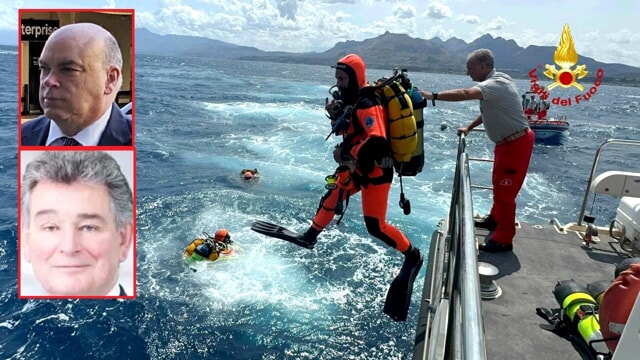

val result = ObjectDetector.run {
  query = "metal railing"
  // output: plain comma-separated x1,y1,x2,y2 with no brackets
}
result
577,139,640,226
449,134,487,360
415,133,487,360
418,137,640,359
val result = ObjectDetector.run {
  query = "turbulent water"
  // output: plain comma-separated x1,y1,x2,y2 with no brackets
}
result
1,48,639,359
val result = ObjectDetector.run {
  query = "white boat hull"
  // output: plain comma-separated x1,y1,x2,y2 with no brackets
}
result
529,118,570,142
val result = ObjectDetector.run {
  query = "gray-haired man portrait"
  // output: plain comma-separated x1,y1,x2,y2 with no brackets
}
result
19,151,134,297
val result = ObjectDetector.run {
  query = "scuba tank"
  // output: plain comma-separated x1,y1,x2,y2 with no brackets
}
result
194,243,220,261
379,69,426,215
404,85,426,176
385,69,425,177
586,279,612,305
553,280,609,355
185,239,220,261
396,84,426,216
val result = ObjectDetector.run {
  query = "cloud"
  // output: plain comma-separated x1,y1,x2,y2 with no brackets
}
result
130,0,640,66
277,0,298,20
423,1,452,20
134,0,418,53
577,29,640,64
321,0,357,4
334,10,353,22
0,0,24,30
457,14,479,24
422,24,454,41
137,0,364,53
606,29,640,45
513,29,558,49
391,3,416,20
598,47,640,65
358,3,424,39
477,16,509,32
582,30,600,43
137,1,242,37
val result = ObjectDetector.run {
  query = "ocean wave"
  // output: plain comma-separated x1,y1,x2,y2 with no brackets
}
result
2,53,640,359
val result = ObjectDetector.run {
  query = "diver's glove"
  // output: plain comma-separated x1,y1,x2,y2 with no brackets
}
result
326,99,344,121
333,143,353,163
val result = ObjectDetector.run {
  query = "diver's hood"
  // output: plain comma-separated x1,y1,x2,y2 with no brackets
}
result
334,54,367,89
333,53,367,103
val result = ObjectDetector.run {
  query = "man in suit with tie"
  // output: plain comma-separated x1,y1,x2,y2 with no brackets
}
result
21,22,132,146
20,151,134,297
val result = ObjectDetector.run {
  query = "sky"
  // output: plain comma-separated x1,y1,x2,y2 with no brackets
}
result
2,0,639,67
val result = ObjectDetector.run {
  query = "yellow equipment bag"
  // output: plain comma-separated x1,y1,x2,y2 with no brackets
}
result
381,81,417,165
374,69,425,177
368,69,427,216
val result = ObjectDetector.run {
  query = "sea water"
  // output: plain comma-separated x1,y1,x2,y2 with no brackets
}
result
1,49,640,359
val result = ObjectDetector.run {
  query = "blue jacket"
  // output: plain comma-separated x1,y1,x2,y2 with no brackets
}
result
21,103,132,146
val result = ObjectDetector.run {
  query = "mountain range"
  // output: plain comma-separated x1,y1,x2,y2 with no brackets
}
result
2,27,637,86
135,28,640,87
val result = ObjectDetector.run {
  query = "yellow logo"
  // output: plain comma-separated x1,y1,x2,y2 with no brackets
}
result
528,23,604,106
543,24,588,91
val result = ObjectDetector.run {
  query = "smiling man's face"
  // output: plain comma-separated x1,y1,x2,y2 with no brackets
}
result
22,180,132,296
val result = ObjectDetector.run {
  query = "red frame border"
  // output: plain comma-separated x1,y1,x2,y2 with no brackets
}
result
17,8,137,300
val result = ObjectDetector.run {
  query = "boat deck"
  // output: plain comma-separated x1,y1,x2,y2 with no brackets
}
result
476,220,629,360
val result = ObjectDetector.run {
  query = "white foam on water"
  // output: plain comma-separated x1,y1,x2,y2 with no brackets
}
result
0,319,19,329
202,100,323,122
136,180,429,336
198,100,338,169
34,313,70,325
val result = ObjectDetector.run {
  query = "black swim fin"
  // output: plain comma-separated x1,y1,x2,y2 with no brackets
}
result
383,251,424,322
251,220,316,249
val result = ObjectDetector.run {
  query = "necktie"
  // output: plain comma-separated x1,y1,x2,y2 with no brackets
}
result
51,137,82,146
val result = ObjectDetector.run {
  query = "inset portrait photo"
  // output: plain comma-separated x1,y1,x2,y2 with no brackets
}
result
19,9,134,147
18,150,135,298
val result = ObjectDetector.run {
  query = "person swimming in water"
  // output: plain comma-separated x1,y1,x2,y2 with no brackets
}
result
240,168,260,182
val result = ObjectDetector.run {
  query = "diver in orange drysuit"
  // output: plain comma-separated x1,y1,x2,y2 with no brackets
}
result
250,54,423,321
295,55,423,320
296,55,420,255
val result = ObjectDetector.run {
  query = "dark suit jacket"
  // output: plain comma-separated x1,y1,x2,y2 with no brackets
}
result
21,103,132,146
119,284,127,296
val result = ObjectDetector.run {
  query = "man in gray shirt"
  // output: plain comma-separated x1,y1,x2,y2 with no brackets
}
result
419,48,534,252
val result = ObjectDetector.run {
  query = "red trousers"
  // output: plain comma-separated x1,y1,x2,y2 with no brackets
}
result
490,130,535,244
310,169,411,252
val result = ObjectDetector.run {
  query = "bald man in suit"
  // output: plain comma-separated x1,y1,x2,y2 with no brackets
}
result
21,22,132,146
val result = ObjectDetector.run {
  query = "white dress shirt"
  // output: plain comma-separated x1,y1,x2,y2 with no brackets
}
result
46,106,113,146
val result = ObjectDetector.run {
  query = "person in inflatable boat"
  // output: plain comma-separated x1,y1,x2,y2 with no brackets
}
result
184,229,234,262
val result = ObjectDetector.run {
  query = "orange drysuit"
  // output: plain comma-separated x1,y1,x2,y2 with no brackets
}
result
309,54,412,253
